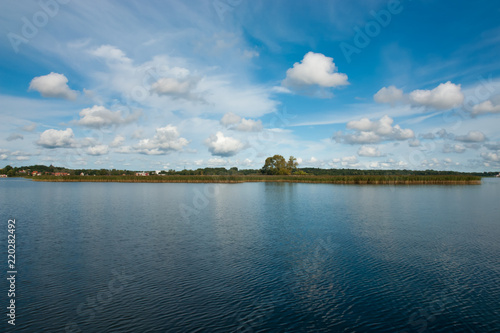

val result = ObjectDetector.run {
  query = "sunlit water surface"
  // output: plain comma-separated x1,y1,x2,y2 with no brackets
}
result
1,178,499,332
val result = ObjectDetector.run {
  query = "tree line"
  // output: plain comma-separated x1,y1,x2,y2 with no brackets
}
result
1,157,498,178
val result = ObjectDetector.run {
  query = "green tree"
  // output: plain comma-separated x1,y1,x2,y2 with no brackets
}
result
287,156,298,172
262,155,297,175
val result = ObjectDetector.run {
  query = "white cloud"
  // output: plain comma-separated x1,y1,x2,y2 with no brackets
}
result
443,144,466,153
335,115,414,144
271,86,292,94
481,152,500,162
481,151,500,166
0,154,7,160
207,157,229,166
471,100,500,116
90,45,131,64
110,135,125,147
282,52,348,90
374,86,404,105
28,73,78,100
335,131,381,144
357,145,384,157
455,130,486,142
220,112,263,132
409,81,464,110
368,159,408,169
37,128,76,148
134,125,189,155
340,155,358,166
150,76,201,101
151,77,190,95
236,118,262,132
86,145,109,156
78,105,140,128
205,131,245,157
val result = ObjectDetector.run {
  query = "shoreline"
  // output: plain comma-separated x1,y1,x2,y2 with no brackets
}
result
27,175,482,185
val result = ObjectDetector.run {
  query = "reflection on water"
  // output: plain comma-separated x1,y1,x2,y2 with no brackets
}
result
0,178,499,332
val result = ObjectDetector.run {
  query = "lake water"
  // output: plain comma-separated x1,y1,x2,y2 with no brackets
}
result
1,178,499,332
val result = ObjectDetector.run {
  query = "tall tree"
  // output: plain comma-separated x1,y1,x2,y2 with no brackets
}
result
262,155,297,175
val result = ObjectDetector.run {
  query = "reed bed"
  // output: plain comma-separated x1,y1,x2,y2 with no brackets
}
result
31,174,481,184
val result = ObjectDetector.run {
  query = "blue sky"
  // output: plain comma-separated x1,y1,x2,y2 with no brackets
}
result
1,0,500,171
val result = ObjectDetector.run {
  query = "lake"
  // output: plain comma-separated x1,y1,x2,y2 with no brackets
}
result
1,178,499,332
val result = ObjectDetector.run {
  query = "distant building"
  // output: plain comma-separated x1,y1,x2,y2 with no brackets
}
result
54,172,70,176
0,174,7,178
496,173,500,178
135,172,149,176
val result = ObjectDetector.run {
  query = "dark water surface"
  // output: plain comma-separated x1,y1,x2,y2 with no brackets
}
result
1,178,499,332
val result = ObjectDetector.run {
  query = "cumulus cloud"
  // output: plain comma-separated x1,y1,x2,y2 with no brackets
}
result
134,125,189,155
86,145,109,156
374,86,404,105
481,152,500,162
455,130,486,143
357,145,384,157
28,73,78,100
78,105,140,128
471,100,500,116
205,132,245,157
207,158,229,166
334,115,414,144
235,118,263,132
220,112,262,132
6,133,23,141
330,156,359,167
443,144,466,153
282,52,348,91
150,77,201,101
409,81,464,110
110,135,125,147
368,159,408,169
37,128,76,148
90,45,131,64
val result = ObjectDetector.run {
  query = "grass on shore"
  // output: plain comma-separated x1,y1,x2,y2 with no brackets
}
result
30,174,482,184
